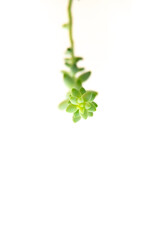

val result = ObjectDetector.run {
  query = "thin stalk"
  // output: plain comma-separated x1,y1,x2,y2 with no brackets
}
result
68,0,75,62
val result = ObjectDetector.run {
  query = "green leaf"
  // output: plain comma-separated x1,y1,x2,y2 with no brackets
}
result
88,112,93,117
92,102,98,108
90,91,98,101
65,48,73,55
85,102,91,109
74,57,83,63
74,110,80,118
73,115,81,123
65,62,72,68
88,103,96,112
66,91,71,98
71,88,81,98
62,23,69,29
70,96,78,105
64,58,72,65
58,99,69,110
82,91,93,102
71,64,84,74
66,104,77,113
77,97,84,103
79,107,85,114
63,72,74,88
82,91,98,102
81,109,88,119
75,81,82,89
77,71,91,83
80,87,86,95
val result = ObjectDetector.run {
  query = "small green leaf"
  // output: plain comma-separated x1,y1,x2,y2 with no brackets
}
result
71,64,84,74
85,102,91,109
92,102,98,108
88,112,93,117
88,103,96,112
73,115,81,123
75,81,82,89
77,71,91,83
82,91,98,102
62,23,69,29
77,97,84,103
81,109,88,119
80,87,86,95
71,88,81,98
70,96,78,105
82,91,93,102
74,57,83,63
66,91,71,98
74,110,80,118
79,108,85,114
65,48,73,55
90,91,98,101
58,99,69,110
65,62,72,68
63,72,74,88
65,58,72,65
77,67,85,72
66,104,77,113
76,80,82,89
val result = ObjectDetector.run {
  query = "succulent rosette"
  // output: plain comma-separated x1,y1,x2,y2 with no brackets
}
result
59,87,98,122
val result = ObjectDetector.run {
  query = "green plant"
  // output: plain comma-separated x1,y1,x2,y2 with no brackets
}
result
58,0,98,122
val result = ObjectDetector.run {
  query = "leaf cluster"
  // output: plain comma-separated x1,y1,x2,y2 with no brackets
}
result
59,46,98,122
61,47,91,89
59,88,98,122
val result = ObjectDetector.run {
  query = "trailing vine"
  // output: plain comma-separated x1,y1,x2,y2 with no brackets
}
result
59,0,98,123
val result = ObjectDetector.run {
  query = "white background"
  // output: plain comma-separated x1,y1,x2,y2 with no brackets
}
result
0,0,160,239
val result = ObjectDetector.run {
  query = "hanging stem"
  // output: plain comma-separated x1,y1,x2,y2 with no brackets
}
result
68,0,75,62
59,0,98,122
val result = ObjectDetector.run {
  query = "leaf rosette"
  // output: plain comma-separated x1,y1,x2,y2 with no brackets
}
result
59,88,98,122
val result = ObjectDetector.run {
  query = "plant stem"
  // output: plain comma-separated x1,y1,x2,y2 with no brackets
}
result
68,0,75,62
